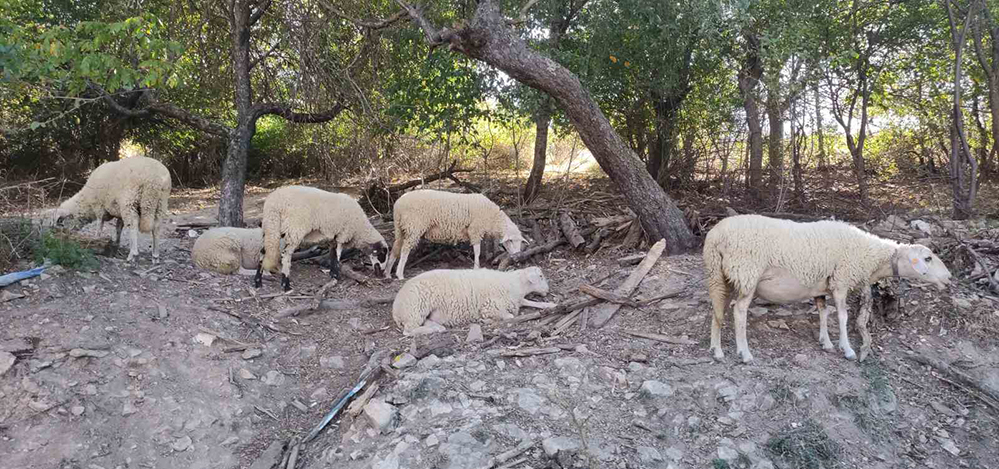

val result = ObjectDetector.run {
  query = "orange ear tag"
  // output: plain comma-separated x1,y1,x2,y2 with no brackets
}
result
911,258,919,266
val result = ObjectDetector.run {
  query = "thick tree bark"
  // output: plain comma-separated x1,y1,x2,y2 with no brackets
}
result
218,0,256,227
649,91,686,188
738,32,764,199
396,0,697,252
944,0,980,219
524,98,552,203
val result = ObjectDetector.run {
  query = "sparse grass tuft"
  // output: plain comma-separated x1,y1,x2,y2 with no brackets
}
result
765,419,841,469
0,217,36,272
769,377,794,405
33,230,98,269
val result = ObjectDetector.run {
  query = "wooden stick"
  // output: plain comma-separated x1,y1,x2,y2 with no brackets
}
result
497,347,562,357
905,353,999,409
559,213,585,249
578,284,638,307
479,440,535,469
617,254,645,267
621,220,643,249
621,330,696,345
341,265,371,285
590,239,667,328
499,226,596,269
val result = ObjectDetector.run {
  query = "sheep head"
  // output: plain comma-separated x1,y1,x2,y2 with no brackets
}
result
51,194,92,230
360,240,390,275
500,219,526,255
894,244,952,291
521,266,549,295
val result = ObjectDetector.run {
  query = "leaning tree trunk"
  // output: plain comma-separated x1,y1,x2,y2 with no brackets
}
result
814,83,827,169
766,89,784,190
416,0,697,251
523,98,553,203
738,32,764,199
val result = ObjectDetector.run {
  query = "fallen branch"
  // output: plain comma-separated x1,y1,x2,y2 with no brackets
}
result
621,330,696,345
341,265,371,285
479,440,535,469
275,296,395,319
590,239,667,328
559,213,585,249
905,353,999,411
495,346,562,357
499,226,596,269
578,284,638,307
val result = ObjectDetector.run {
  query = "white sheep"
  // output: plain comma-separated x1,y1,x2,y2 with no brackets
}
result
255,185,389,291
392,266,556,336
382,189,527,280
52,156,171,263
192,227,264,275
704,214,952,363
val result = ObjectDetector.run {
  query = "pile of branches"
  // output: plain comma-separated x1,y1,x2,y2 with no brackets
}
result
361,161,477,214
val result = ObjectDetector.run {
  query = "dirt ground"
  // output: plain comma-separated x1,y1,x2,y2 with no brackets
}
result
2,174,999,469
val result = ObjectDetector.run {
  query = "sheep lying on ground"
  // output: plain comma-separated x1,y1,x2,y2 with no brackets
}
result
382,189,527,280
704,214,952,363
193,227,264,275
392,266,556,336
255,186,389,291
52,156,171,263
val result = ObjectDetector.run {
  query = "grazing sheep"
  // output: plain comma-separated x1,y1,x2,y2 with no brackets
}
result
254,186,389,291
704,214,952,363
52,156,171,263
193,227,264,275
392,266,555,336
382,189,527,280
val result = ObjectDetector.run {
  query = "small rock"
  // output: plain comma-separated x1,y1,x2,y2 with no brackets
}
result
320,355,345,369
418,355,441,369
242,349,263,360
640,380,674,398
249,440,285,469
263,371,285,386
793,354,809,367
717,445,739,461
310,387,329,401
1,290,25,302
291,400,309,412
70,405,85,416
637,446,663,463
425,434,439,447
0,351,15,376
28,399,53,412
69,348,109,358
466,324,483,343
172,436,192,452
749,306,768,317
221,436,239,446
757,395,776,411
122,401,138,416
542,436,581,457
363,399,396,433
717,385,739,401
239,369,256,380
82,285,96,294
665,447,684,461
687,416,702,429
937,437,960,456
952,297,973,310
193,333,216,347
391,353,417,369
29,360,52,373
910,220,935,235
631,353,649,363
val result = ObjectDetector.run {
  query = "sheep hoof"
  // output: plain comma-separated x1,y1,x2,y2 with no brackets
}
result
843,348,857,360
821,341,834,351
739,351,754,364
281,275,291,292
711,348,724,361
858,347,870,362
152,256,160,265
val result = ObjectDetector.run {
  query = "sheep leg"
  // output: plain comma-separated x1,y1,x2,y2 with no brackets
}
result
708,280,731,361
151,219,160,264
732,292,755,364
395,238,418,280
816,296,834,351
114,218,124,247
522,299,557,309
473,242,481,269
280,234,301,292
832,289,856,360
123,210,140,263
254,248,264,288
384,227,403,279
327,242,342,280
857,285,873,362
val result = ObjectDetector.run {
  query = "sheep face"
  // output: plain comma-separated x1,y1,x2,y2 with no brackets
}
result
52,206,93,230
896,244,952,291
363,241,390,274
523,267,550,295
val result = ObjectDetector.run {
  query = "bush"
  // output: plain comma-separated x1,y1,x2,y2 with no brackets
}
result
0,217,36,272
32,230,98,270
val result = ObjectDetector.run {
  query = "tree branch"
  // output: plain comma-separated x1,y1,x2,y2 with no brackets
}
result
508,0,542,25
93,84,231,137
253,102,347,123
250,40,281,70
249,0,272,25
394,0,456,47
320,0,410,30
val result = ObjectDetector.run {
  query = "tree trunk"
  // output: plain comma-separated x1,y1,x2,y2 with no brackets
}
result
418,0,696,251
945,0,980,219
766,89,784,189
814,83,827,169
218,0,256,227
523,98,553,203
738,32,764,199
218,123,253,227
986,83,999,179
650,93,683,189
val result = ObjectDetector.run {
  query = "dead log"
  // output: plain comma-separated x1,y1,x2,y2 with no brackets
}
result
621,220,643,249
617,254,645,267
590,239,666,328
292,246,324,262
579,284,638,307
341,265,371,285
559,213,585,249
362,160,473,212
498,226,596,269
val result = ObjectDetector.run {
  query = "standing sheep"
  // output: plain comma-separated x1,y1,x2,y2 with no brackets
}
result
392,266,556,336
704,214,952,363
254,186,389,292
52,156,171,263
382,189,527,280
193,227,264,275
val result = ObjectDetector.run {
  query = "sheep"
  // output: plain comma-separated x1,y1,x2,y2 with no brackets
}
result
192,227,264,275
703,214,953,364
254,185,389,292
392,266,556,335
382,189,527,280
52,156,171,263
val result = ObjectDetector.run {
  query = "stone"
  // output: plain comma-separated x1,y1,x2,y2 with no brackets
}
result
221,436,239,446
542,436,581,457
311,387,329,401
515,388,544,415
757,395,776,411
687,416,702,429
418,355,441,369
320,355,345,369
239,369,256,380
122,401,138,416
70,405,85,416
249,440,285,469
172,436,192,452
0,351,14,376
466,324,483,343
665,447,684,461
439,431,490,469
640,380,674,398
937,437,960,456
83,384,98,395
752,461,775,469
429,400,453,416
263,371,285,386
28,399,53,412
637,446,663,463
952,297,973,310
793,354,809,367
717,384,739,401
1,290,24,302
242,349,263,360
554,357,583,375
193,333,215,347
392,353,417,369
69,348,109,358
425,435,439,447
910,220,935,235
717,445,739,461
363,399,396,433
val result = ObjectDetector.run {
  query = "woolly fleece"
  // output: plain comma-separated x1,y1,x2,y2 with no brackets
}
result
193,227,263,274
